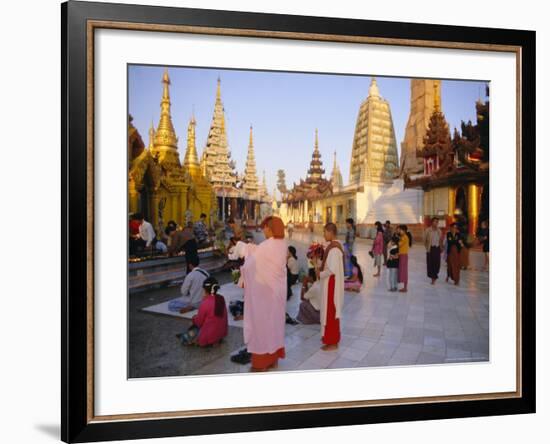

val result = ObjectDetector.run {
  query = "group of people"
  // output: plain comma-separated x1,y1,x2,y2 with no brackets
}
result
177,217,347,372
129,212,213,270
346,218,408,292
424,217,490,286
172,214,490,373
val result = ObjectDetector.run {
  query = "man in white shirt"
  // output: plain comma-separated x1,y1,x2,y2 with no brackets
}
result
133,213,156,247
179,256,210,313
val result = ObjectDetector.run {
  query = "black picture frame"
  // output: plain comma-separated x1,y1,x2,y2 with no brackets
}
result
62,1,536,442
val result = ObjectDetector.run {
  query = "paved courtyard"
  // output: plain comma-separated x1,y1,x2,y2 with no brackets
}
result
129,231,489,378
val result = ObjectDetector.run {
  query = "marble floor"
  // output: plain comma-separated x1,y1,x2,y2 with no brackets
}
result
189,231,490,375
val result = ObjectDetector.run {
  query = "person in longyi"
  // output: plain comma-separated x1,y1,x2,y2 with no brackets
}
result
314,222,345,351
230,216,288,371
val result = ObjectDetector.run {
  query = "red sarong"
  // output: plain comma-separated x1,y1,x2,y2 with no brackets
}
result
251,347,285,370
447,246,461,284
322,275,340,346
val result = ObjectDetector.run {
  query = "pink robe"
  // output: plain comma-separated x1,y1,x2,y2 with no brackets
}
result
240,237,288,355
192,295,228,347
373,232,384,255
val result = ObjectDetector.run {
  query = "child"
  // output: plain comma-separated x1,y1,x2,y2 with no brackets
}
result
177,277,228,347
386,235,400,291
344,255,363,292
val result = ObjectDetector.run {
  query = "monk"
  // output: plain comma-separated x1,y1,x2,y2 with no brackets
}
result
233,216,288,371
315,223,345,351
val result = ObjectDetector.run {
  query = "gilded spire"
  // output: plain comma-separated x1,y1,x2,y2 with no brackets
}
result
148,120,155,151
154,68,178,154
203,77,236,189
331,150,343,189
259,169,268,199
243,125,259,196
183,115,200,169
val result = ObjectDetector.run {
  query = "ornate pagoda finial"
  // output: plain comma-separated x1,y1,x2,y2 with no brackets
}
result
314,128,319,152
368,77,380,97
216,76,222,100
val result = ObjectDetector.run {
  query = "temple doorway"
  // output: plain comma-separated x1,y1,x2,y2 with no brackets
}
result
454,186,469,232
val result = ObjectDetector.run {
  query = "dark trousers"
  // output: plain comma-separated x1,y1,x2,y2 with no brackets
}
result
287,270,299,300
427,246,441,279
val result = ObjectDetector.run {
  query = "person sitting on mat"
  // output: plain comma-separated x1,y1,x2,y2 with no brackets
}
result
177,276,228,347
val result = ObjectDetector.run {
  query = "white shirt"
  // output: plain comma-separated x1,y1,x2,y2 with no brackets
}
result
287,256,300,275
303,281,321,311
180,267,210,308
139,220,156,247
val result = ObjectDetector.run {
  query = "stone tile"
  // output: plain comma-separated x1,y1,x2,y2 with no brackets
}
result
341,347,370,362
388,349,421,366
309,349,341,365
423,335,446,350
350,338,377,352
401,326,424,345
416,352,445,365
328,357,359,369
446,348,472,359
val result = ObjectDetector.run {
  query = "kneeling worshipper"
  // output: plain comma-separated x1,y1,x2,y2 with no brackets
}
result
229,216,288,371
344,255,363,292
297,276,321,325
177,277,228,347
315,223,345,351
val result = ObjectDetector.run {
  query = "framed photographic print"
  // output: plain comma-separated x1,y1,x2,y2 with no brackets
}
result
61,0,536,442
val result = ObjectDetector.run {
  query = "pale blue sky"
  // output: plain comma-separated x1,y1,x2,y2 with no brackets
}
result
128,65,488,194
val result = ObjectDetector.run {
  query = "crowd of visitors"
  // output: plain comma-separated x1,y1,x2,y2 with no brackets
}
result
135,211,489,372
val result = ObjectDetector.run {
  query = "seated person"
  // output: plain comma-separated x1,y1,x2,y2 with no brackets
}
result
344,255,363,292
177,277,228,347
286,246,300,300
224,237,244,271
296,275,321,325
130,212,165,254
179,257,210,313
165,224,193,256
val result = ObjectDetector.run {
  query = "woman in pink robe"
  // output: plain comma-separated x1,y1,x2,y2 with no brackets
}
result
238,216,288,371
